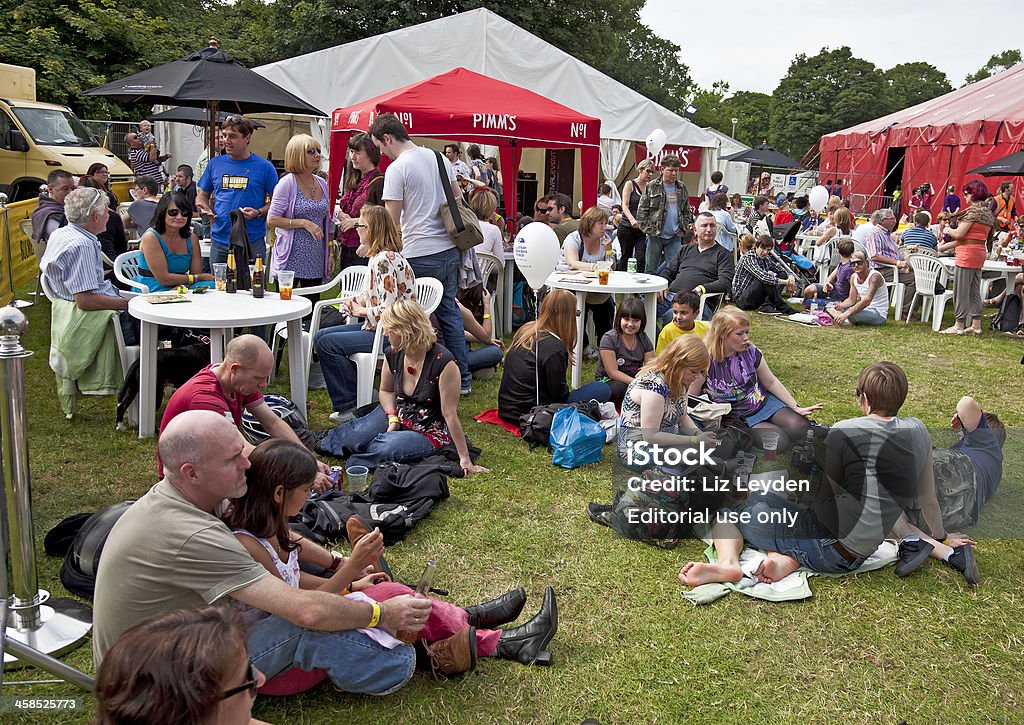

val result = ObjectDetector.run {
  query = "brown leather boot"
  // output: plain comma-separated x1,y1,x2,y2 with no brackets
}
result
425,626,477,677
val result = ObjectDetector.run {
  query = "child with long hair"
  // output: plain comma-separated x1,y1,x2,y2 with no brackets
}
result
497,289,612,425
223,439,558,673
596,296,654,407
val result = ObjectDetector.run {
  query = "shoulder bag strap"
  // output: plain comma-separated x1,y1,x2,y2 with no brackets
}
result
434,150,466,233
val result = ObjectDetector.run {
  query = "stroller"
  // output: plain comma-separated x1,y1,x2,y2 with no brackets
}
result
770,221,818,286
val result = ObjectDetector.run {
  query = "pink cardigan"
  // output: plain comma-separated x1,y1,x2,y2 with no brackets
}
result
268,173,331,279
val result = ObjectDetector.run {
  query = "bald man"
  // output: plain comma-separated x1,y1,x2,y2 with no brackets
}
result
159,334,332,489
94,410,426,693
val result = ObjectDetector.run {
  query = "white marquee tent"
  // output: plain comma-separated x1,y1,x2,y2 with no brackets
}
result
162,9,724,196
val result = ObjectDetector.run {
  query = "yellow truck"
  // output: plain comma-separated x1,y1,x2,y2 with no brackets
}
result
0,63,133,201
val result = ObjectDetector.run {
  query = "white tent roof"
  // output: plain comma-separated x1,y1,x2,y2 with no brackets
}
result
253,8,717,150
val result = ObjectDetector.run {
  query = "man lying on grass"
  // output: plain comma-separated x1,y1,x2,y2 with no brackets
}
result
678,362,981,588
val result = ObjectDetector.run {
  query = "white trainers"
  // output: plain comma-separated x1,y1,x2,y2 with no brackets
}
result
329,410,354,424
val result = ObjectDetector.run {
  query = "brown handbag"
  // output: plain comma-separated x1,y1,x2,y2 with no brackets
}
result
434,150,483,251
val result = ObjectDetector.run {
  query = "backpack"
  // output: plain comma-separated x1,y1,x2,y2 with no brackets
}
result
470,158,493,189
289,490,436,547
512,281,537,329
519,400,602,450
990,292,1022,332
50,500,135,599
906,448,978,532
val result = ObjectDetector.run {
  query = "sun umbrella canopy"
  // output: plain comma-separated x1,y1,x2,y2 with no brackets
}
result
146,107,265,127
82,44,324,116
724,143,805,170
968,150,1024,176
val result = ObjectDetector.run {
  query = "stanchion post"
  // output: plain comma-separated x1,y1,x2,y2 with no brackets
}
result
0,306,92,681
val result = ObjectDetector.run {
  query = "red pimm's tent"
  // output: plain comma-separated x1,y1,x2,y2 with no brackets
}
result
819,64,1024,215
328,67,601,219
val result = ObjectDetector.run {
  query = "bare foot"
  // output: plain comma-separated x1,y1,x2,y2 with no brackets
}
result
678,561,744,587
754,553,800,583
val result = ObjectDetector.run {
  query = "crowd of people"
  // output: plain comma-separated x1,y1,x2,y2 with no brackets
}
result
23,112,1017,719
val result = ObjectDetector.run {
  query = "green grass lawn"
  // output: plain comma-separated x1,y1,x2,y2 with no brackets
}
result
5,290,1024,724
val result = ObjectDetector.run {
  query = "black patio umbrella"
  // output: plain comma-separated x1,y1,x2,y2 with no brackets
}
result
724,143,805,170
82,40,324,155
146,107,265,128
968,149,1024,176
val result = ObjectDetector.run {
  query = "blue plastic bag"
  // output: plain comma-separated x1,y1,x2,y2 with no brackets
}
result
550,406,604,469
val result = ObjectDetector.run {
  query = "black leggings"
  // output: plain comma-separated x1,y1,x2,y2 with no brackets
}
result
616,226,647,273
752,406,812,451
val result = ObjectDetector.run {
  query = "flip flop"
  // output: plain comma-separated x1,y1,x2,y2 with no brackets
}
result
939,327,965,335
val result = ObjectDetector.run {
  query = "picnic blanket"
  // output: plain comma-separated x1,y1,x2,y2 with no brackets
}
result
680,539,897,605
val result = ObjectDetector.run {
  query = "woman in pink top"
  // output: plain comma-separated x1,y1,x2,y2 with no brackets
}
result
938,180,995,335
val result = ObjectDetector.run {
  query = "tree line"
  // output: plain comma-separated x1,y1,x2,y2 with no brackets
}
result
0,0,1017,165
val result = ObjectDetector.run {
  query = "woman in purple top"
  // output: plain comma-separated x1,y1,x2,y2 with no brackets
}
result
695,306,822,449
942,185,962,214
267,134,332,294
334,133,384,269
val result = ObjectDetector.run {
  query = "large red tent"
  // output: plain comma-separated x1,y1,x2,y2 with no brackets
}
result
819,65,1024,214
328,67,601,219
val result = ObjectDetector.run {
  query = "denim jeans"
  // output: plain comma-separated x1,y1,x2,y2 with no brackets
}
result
467,343,503,373
319,405,436,469
645,235,681,274
247,613,415,695
408,248,470,388
734,492,865,574
849,308,886,326
314,323,377,412
567,380,612,405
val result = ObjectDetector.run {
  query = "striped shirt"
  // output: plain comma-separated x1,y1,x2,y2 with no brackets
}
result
865,226,900,268
899,225,938,249
39,224,121,301
128,147,164,182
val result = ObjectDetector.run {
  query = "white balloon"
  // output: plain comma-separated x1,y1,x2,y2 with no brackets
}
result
646,128,667,156
514,223,561,290
809,185,830,213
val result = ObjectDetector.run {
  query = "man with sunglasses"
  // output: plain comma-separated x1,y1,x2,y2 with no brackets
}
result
534,195,557,225
196,115,278,267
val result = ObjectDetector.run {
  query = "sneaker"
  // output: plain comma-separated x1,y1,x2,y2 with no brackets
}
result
894,538,933,578
587,502,613,528
472,366,496,381
942,544,980,586
306,428,332,453
329,410,354,424
460,385,473,396
425,626,477,677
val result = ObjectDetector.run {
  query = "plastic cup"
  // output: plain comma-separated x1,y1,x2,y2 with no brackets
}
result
213,263,227,291
597,260,612,285
278,270,295,300
346,465,369,492
761,431,780,462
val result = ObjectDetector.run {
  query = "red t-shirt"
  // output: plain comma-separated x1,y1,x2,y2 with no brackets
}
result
157,364,263,473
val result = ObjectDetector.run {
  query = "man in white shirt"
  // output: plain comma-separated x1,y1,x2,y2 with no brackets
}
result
371,115,472,393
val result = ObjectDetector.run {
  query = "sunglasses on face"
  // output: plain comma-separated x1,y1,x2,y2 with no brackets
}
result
537,206,553,213
353,222,367,229
306,148,322,156
221,661,258,700
166,208,190,218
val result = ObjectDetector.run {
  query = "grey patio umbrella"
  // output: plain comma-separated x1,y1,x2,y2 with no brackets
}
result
724,143,805,170
968,150,1024,176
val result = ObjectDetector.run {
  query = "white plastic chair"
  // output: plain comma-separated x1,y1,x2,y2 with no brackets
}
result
113,251,150,297
476,251,505,335
876,263,906,322
697,291,724,320
347,277,444,408
268,268,352,383
19,219,46,302
40,272,139,424
907,254,955,332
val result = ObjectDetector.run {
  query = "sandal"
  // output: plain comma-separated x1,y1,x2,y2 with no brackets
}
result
1005,326,1024,339
939,326,965,335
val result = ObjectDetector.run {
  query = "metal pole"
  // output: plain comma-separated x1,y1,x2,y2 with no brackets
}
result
0,306,92,678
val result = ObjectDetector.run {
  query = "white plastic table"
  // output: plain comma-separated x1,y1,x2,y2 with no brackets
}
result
937,257,1020,300
544,270,668,388
128,290,312,438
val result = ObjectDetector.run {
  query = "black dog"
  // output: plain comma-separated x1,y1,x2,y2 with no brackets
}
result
116,343,209,430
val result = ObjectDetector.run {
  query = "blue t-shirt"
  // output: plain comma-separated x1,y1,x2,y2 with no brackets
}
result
661,182,679,239
197,153,278,254
900,226,938,249
950,415,1002,509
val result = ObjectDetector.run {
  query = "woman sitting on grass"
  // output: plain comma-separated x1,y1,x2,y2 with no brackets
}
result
596,297,654,407
679,362,980,587
697,306,822,450
497,288,612,425
225,439,558,673
318,299,486,474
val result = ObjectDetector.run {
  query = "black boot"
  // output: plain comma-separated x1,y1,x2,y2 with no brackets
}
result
496,586,557,666
464,587,527,628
